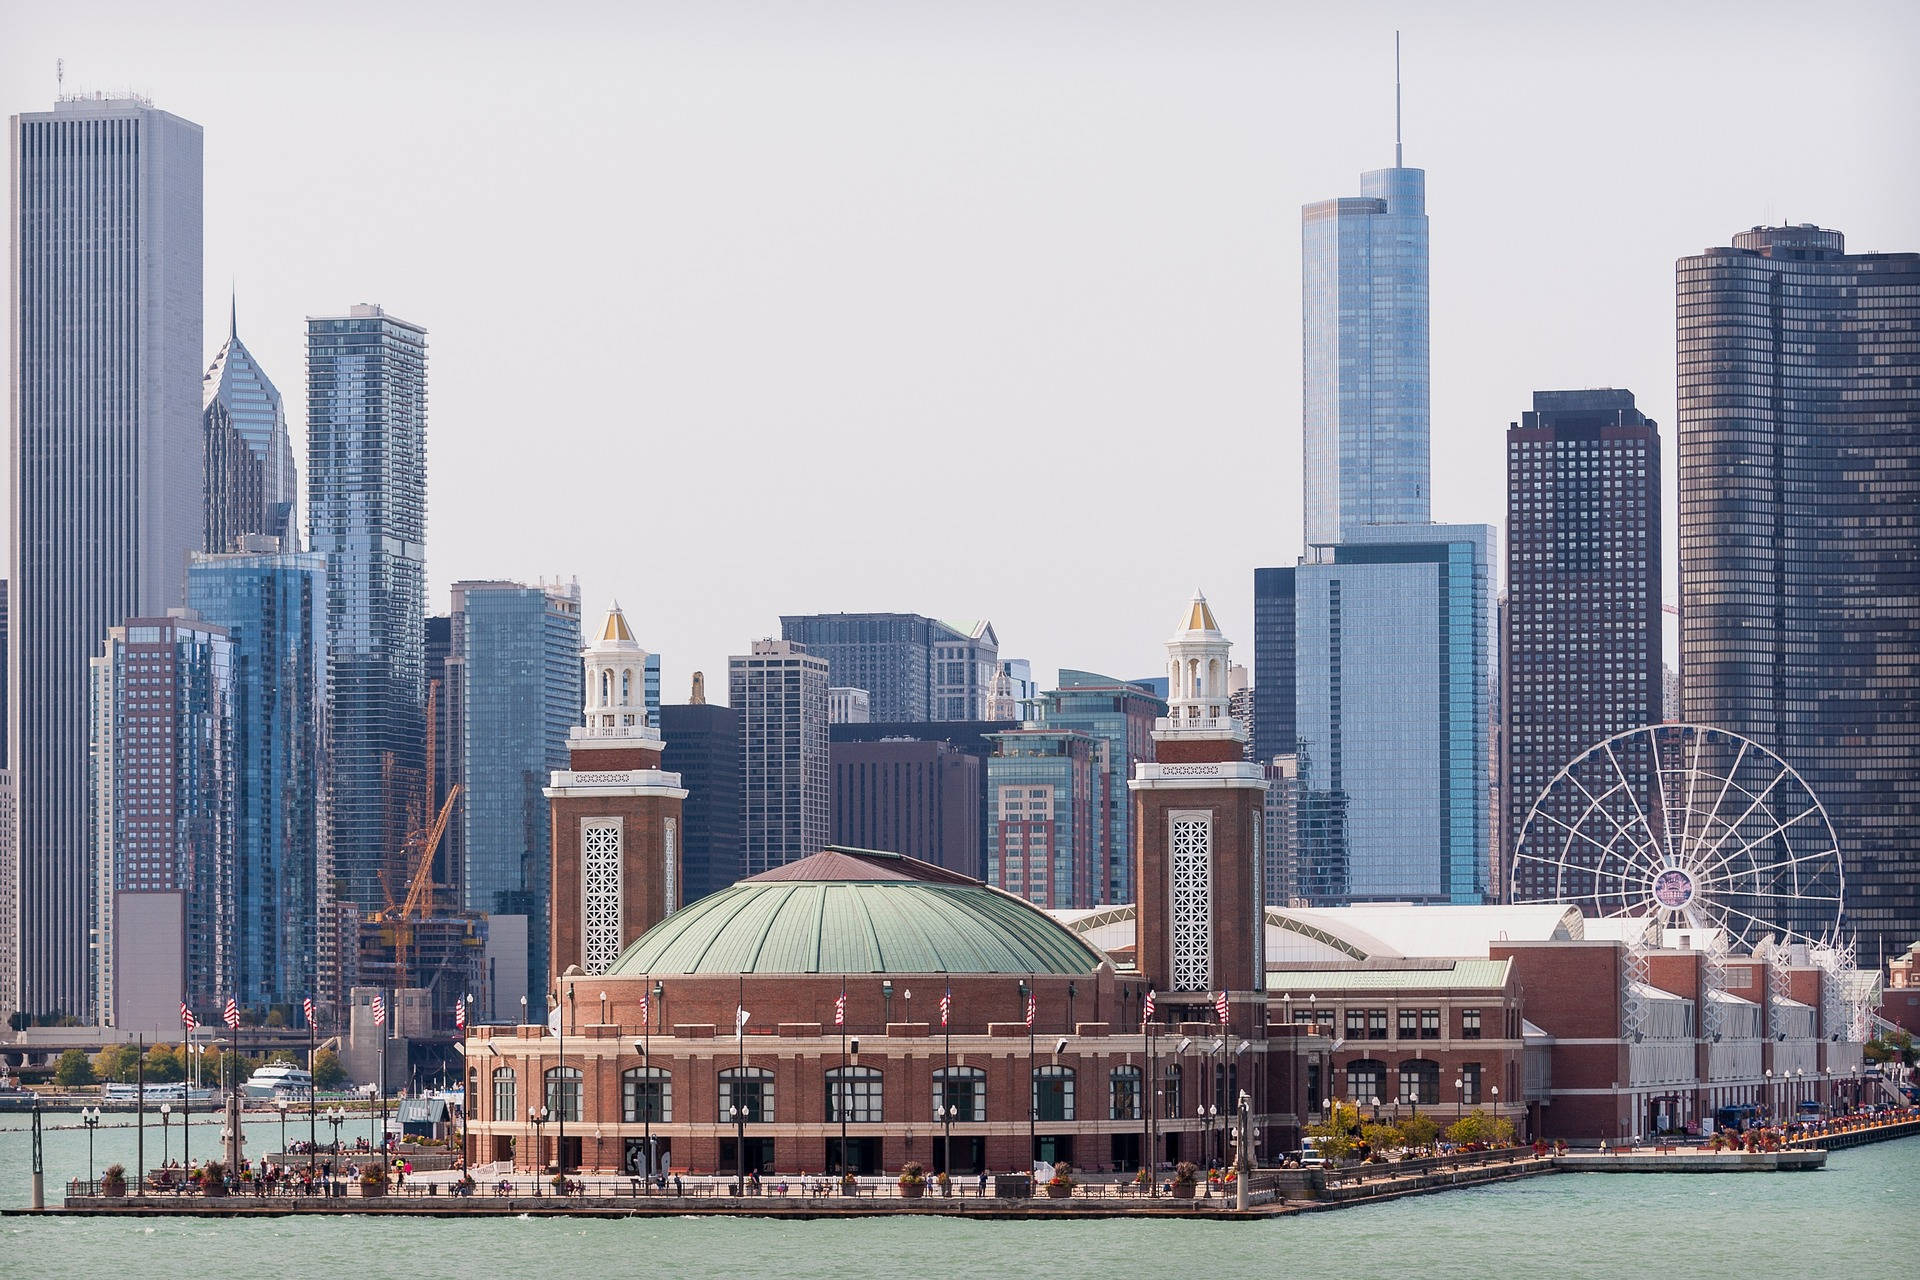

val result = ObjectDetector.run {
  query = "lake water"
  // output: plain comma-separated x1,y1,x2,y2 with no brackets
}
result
2,1111,1915,1279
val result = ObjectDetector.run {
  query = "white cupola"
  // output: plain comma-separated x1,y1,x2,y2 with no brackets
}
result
1165,589,1232,723
579,602,656,742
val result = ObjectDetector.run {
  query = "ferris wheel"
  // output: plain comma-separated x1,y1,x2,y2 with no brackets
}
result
1509,724,1844,950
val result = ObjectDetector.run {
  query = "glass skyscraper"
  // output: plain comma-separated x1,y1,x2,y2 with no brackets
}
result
1677,225,1919,962
453,579,581,1004
1035,671,1163,904
1276,525,1495,904
986,727,1103,910
1502,391,1662,899
9,97,204,1022
187,548,328,1017
202,300,298,552
307,304,429,916
1301,163,1429,551
90,616,232,1032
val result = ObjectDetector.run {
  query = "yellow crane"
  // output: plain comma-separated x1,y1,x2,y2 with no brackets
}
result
371,782,462,990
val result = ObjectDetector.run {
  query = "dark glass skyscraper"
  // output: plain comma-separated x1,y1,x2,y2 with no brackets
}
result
307,304,428,916
1502,391,1662,900
1677,225,1920,961
660,699,741,905
187,547,328,1016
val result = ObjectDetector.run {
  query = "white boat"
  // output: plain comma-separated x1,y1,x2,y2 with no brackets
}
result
241,1064,314,1100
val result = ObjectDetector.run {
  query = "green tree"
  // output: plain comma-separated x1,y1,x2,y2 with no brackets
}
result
92,1043,141,1084
264,1008,287,1028
1400,1113,1440,1151
312,1048,348,1091
6,1011,27,1033
54,1048,95,1087
143,1044,185,1083
1445,1109,1517,1147
1306,1099,1364,1163
1361,1121,1404,1154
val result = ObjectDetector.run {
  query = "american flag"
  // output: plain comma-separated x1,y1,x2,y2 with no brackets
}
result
223,997,240,1029
372,993,387,1027
940,987,951,1027
1215,990,1230,1025
303,996,317,1030
639,988,650,1027
180,1002,197,1032
1141,989,1156,1027
834,992,846,1026
454,998,466,1030
1024,992,1036,1028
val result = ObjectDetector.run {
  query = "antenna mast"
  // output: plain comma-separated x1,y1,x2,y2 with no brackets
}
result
1394,32,1403,167
57,58,64,99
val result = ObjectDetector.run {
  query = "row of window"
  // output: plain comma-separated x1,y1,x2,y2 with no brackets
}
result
1338,1058,1488,1106
490,1063,1182,1126
1314,1007,1482,1040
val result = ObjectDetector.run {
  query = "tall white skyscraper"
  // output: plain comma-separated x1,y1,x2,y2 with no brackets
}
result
8,96,204,1021
729,639,830,877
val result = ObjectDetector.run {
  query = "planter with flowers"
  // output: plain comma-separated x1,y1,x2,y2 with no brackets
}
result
897,1162,927,1199
1044,1161,1075,1199
100,1164,127,1197
356,1162,388,1197
199,1161,229,1198
839,1172,860,1197
1169,1161,1199,1200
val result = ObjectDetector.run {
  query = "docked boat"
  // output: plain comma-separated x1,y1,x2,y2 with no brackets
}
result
241,1064,315,1100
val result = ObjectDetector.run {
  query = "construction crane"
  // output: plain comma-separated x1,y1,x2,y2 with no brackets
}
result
371,782,462,990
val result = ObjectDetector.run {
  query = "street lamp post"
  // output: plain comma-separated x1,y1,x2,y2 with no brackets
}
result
326,1105,345,1194
940,1103,957,1185
161,1104,173,1168
1197,1103,1216,1191
277,1098,289,1156
529,1107,549,1177
728,1104,747,1194
559,984,574,1172
82,1106,101,1184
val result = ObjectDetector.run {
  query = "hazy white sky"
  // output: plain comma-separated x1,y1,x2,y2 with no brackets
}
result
5,0,1917,696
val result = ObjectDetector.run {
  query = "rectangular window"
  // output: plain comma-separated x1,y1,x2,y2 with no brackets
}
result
1367,1009,1388,1040
1033,1067,1075,1122
1398,1009,1419,1040
1461,1009,1482,1039
1420,1009,1440,1040
622,1070,671,1123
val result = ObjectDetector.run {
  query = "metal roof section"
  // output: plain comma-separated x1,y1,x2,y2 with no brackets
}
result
1264,958,1513,992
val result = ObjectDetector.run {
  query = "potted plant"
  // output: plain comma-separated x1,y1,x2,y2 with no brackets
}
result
935,1169,952,1197
550,1171,575,1195
357,1162,388,1197
1169,1161,1199,1200
100,1163,127,1197
897,1162,927,1199
1044,1161,1075,1199
199,1161,229,1198
839,1171,860,1197
1131,1168,1151,1193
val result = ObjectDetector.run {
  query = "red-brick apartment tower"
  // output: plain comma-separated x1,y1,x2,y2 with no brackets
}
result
1130,592,1267,1029
547,605,688,986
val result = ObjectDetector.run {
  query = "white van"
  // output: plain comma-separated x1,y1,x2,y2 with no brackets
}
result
1295,1137,1328,1168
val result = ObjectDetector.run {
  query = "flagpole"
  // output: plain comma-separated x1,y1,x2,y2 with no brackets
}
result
308,1007,317,1177
942,978,952,1181
838,975,847,1178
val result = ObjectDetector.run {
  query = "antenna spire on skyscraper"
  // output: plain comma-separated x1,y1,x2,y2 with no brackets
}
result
1395,30,1403,168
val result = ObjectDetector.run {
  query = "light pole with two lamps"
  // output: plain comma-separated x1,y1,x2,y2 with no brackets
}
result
81,1106,102,1185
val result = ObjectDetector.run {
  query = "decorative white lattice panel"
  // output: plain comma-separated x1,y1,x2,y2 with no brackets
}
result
1170,813,1212,993
582,819,624,973
663,817,677,916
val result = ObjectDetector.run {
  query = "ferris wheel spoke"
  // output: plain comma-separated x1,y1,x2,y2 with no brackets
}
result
1562,769,1660,866
1688,765,1794,873
1535,808,1644,871
1674,731,1713,864
1603,739,1659,862
1696,804,1830,885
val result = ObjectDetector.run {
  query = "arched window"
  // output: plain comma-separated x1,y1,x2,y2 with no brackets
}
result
1110,1065,1142,1121
1346,1058,1386,1103
1033,1065,1075,1122
1161,1062,1182,1118
826,1065,882,1123
1399,1059,1440,1106
719,1066,774,1123
491,1067,516,1122
600,669,612,706
622,1066,671,1123
933,1066,985,1122
545,1065,582,1122
621,669,633,703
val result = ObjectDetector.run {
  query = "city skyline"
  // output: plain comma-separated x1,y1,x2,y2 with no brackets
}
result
2,3,1914,691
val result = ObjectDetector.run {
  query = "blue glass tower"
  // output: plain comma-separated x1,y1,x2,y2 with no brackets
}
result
454,580,581,1004
1301,160,1429,549
307,304,428,916
1036,672,1163,904
187,548,328,1013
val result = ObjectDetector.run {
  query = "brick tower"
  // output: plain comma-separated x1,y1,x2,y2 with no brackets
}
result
1130,592,1266,1009
547,605,688,983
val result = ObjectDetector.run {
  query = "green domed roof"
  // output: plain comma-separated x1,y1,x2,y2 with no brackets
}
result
607,849,1106,977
